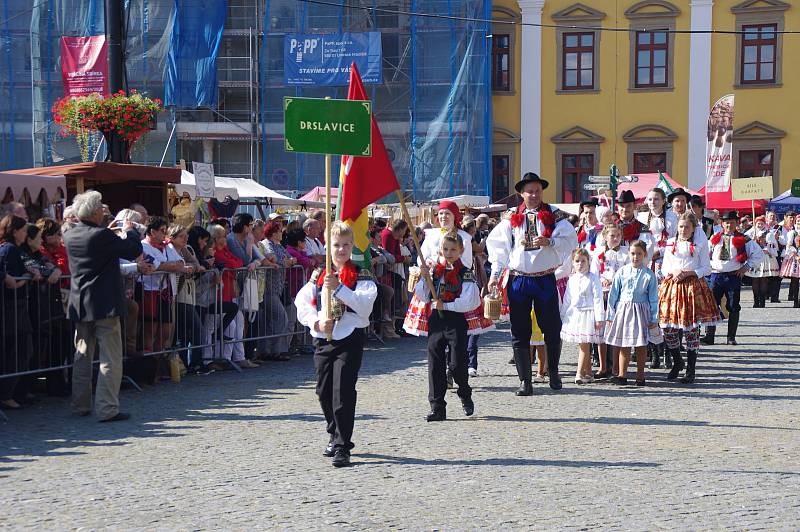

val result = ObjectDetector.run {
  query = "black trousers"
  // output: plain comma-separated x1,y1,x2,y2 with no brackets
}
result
313,328,365,451
427,311,471,412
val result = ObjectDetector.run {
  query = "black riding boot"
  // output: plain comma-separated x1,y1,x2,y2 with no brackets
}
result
666,348,684,380
680,350,697,383
726,312,740,345
546,341,563,390
513,347,533,396
663,342,672,368
700,326,716,345
649,342,661,369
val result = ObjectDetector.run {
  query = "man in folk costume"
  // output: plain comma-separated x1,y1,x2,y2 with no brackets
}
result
701,211,764,346
779,211,798,301
577,198,603,252
615,190,655,256
691,195,716,240
486,173,578,396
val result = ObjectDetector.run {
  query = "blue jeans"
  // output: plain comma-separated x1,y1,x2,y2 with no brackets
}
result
467,334,480,370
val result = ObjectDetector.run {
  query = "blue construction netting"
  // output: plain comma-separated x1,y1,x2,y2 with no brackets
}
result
0,0,491,202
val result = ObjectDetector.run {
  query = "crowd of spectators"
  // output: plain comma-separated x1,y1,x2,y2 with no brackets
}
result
0,193,479,417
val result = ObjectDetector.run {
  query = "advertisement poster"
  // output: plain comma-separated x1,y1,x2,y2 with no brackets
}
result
60,36,109,97
284,32,382,86
705,94,735,193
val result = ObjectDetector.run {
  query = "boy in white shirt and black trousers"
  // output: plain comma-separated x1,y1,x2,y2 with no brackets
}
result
415,233,480,422
701,211,764,347
296,222,377,467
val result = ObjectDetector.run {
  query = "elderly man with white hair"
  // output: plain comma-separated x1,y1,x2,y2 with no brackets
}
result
64,191,143,422
303,218,326,263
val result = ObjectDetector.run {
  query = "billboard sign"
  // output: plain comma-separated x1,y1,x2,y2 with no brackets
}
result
60,36,109,97
284,32,382,86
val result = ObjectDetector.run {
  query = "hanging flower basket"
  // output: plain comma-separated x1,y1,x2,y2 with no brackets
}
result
52,90,163,163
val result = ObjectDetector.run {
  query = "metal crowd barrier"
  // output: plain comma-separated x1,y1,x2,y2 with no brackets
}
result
0,259,416,420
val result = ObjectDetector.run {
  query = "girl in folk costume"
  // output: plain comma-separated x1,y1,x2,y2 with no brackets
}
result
412,234,483,422
745,215,780,308
777,211,797,301
604,240,660,387
701,211,764,346
577,199,604,252
590,224,629,379
779,224,800,308
295,222,378,468
560,248,605,384
659,214,721,383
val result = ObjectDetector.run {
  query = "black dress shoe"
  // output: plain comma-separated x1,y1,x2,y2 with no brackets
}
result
323,441,335,457
609,376,628,386
332,449,351,467
549,376,563,390
99,412,130,423
426,410,446,422
515,381,533,396
726,338,738,346
593,371,611,380
462,400,474,417
508,357,515,365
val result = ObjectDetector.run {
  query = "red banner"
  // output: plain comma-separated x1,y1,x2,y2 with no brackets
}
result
60,36,109,97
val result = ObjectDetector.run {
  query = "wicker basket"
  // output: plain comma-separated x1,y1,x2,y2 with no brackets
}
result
483,289,502,321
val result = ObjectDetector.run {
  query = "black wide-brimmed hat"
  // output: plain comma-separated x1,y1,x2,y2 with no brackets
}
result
579,198,599,210
616,189,637,204
515,172,549,192
667,187,692,203
690,194,705,207
722,210,739,221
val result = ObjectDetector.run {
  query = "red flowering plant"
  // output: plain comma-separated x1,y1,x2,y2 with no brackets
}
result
52,90,162,162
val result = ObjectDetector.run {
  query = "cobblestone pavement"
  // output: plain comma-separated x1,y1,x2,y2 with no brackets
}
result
2,290,799,530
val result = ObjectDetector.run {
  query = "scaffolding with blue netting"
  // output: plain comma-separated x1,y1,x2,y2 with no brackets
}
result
0,0,491,202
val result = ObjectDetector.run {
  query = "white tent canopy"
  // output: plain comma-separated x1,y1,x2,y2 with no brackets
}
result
1,172,66,203
433,194,491,208
176,170,239,201
178,171,323,207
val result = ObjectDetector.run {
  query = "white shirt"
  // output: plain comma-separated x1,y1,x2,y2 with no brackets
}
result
420,228,473,269
304,237,325,257
661,237,712,278
709,233,764,273
486,208,578,278
561,271,604,323
295,277,377,340
590,245,630,289
637,210,677,241
141,241,183,295
413,274,480,313
745,227,779,258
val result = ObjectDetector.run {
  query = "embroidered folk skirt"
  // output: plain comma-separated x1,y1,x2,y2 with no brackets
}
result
604,301,652,348
746,254,779,278
780,255,800,278
658,275,721,330
560,308,604,344
402,294,494,337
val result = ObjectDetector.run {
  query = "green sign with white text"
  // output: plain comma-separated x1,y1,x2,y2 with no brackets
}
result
283,97,372,156
792,179,800,198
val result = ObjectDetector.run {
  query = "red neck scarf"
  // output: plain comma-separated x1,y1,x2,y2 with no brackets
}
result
146,236,165,252
433,259,465,302
316,260,359,290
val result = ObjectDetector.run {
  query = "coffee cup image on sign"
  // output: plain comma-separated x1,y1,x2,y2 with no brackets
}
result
707,100,734,147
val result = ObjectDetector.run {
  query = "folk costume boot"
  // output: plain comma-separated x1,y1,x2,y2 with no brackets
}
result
680,350,697,383
700,326,716,345
650,343,661,369
666,349,684,381
513,347,533,396
546,342,563,390
662,343,672,368
726,312,740,345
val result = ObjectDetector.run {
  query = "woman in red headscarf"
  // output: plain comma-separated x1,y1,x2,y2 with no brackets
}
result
419,200,473,268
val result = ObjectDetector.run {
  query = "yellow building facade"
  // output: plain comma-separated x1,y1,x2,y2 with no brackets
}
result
492,0,797,204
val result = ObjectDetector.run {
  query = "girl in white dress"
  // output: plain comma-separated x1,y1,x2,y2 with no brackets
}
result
560,248,605,384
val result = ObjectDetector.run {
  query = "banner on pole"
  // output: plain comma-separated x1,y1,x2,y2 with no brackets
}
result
60,36,109,97
284,32,382,86
705,94,735,193
731,176,773,202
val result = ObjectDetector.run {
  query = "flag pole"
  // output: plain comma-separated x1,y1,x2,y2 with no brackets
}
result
751,199,756,222
395,190,443,317
323,100,333,340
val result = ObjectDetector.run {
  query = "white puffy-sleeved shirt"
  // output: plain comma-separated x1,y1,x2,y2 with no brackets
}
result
709,233,765,273
295,268,378,340
637,210,677,243
661,237,712,278
590,245,630,289
745,227,779,258
413,268,480,313
486,206,578,279
561,271,605,323
666,209,709,247
420,228,473,269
